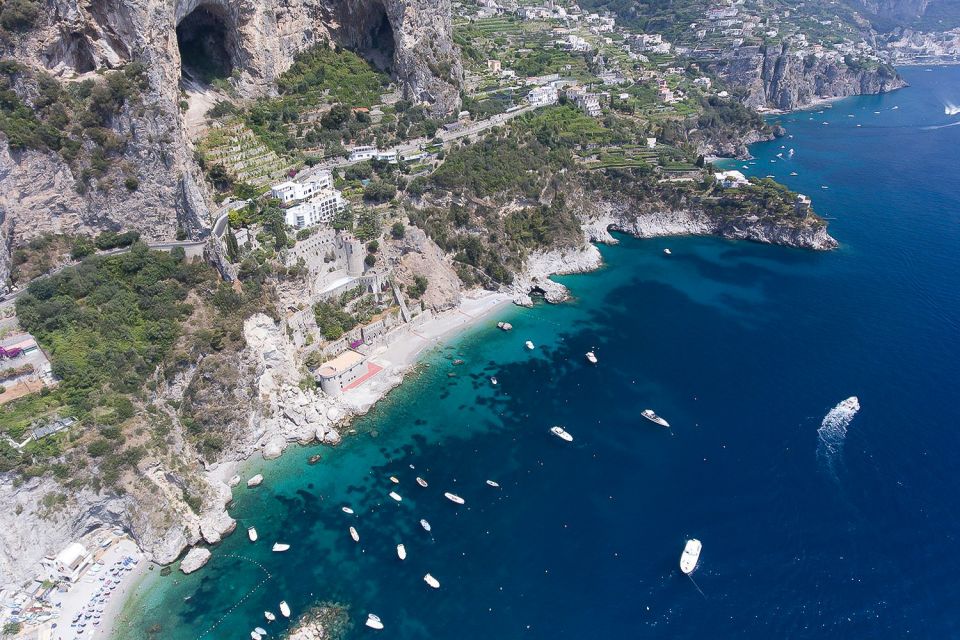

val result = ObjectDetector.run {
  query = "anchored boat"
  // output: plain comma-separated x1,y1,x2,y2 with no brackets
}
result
550,426,573,442
444,492,465,505
389,491,402,502
585,351,598,364
641,409,670,428
397,544,406,560
279,601,291,618
423,573,440,589
365,614,384,630
680,539,702,575
272,543,290,552
420,519,432,532
416,477,428,488
350,526,360,543
247,527,258,542
525,340,535,350
486,480,500,488
341,506,354,514
264,611,275,622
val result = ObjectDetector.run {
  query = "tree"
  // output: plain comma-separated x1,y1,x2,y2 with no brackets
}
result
366,240,379,253
70,237,96,260
321,104,352,130
391,221,405,239
225,227,240,263
364,253,377,267
0,0,39,32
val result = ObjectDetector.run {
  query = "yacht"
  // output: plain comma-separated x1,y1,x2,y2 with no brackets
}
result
423,573,441,589
550,426,573,442
341,506,354,514
663,248,672,255
525,340,535,350
420,519,432,532
350,526,360,542
585,351,598,364
389,476,399,484
497,321,513,331
389,491,402,502
272,543,290,552
246,474,264,488
444,492,465,505
279,601,291,618
641,409,670,428
264,611,276,622
486,480,500,488
416,477,428,488
397,544,406,560
247,527,258,542
680,539,702,575
365,614,384,630
490,376,498,385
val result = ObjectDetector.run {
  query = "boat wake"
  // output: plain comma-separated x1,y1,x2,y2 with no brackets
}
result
816,396,860,475
945,102,960,116
921,120,960,131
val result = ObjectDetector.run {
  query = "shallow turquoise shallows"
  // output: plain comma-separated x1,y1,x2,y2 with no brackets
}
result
115,66,960,639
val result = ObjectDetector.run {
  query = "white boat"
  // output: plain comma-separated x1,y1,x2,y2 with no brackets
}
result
423,573,440,589
444,492,465,505
550,426,573,442
486,480,500,488
389,476,399,484
246,474,264,488
228,475,241,487
365,614,384,630
585,351,597,364
416,477,428,488
272,543,290,552
641,409,670,428
389,491,402,502
790,172,798,176
248,527,258,542
252,632,262,640
680,538,702,575
255,628,267,636
663,248,672,255
420,519,432,532
279,601,291,618
525,340,535,350
490,376,498,385
341,506,354,514
350,526,360,542
264,611,276,621
497,321,513,331
397,544,406,560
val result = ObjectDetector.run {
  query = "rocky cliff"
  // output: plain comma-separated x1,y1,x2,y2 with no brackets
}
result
715,44,906,111
0,0,461,284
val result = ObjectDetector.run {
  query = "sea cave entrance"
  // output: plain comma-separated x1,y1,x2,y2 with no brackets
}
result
361,2,396,72
176,5,235,84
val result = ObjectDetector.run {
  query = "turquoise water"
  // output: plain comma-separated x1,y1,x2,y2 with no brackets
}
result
117,66,960,638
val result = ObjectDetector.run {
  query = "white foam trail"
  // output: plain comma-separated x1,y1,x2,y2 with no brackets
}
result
816,396,860,473
921,120,960,131
945,102,960,116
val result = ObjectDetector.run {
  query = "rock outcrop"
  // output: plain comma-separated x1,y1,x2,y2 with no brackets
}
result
714,44,906,110
180,547,211,574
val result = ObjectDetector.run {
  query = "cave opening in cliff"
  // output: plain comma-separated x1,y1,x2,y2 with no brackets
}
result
361,3,396,72
176,6,234,85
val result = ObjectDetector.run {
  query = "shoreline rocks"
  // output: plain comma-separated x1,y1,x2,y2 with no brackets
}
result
180,548,211,574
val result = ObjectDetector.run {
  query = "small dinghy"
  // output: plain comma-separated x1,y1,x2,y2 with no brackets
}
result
525,340,535,350
663,248,672,255
308,454,321,465
252,632,262,640
389,476,399,484
490,376,498,385
641,409,670,428
420,519,432,532
389,491,402,502
416,477,428,488
397,544,406,560
444,492,465,505
279,601,291,618
350,526,360,543
365,614,384,630
550,426,573,442
497,321,513,331
255,628,267,636
423,573,440,589
486,480,500,488
585,351,597,364
248,527,258,542
341,506,354,514
272,543,290,552
680,539,702,575
264,611,276,622
247,474,264,488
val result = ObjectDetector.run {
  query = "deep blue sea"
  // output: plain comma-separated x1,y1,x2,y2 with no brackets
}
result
115,66,960,639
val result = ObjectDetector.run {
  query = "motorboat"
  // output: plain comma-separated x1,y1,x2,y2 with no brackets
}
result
680,539,702,575
416,477,428,488
790,172,798,176
308,454,321,465
255,628,267,636
497,321,513,331
491,376,498,385
423,573,440,589
264,611,276,622
248,527,258,542
389,491,402,502
341,506,354,514
279,601,291,618
350,526,360,543
272,543,290,552
420,519,432,532
251,632,262,640
663,248,671,256
444,492,465,505
550,426,573,442
486,480,500,488
397,544,406,560
525,340,535,350
585,351,598,364
389,476,399,484
641,409,670,428
246,474,264,488
365,614,384,630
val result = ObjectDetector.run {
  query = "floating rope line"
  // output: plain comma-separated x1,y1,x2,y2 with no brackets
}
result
687,573,707,599
197,554,273,639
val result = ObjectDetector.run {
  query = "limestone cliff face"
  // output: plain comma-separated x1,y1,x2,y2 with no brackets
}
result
715,44,906,111
0,0,461,277
847,0,932,24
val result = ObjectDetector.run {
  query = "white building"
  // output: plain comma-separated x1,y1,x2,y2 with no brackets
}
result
714,170,749,188
566,87,602,117
284,190,347,228
527,85,559,108
316,349,369,396
349,145,378,162
43,543,92,583
270,171,334,204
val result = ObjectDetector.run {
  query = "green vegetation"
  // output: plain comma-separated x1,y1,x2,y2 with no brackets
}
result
0,0,39,32
276,43,390,108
